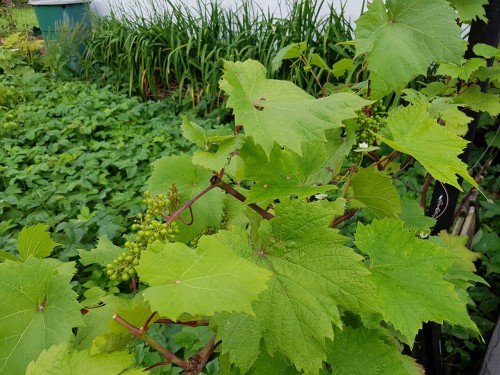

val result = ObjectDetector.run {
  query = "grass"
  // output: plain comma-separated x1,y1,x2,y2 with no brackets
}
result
0,6,38,37
83,0,355,106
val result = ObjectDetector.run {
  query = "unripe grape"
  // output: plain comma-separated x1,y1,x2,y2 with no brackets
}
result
122,273,130,281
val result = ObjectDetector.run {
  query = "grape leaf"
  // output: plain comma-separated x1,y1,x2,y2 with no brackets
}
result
78,236,123,267
331,58,355,79
26,342,145,375
378,105,477,190
238,201,377,374
355,218,478,345
192,136,245,171
430,231,485,290
428,98,472,136
0,250,19,262
437,58,486,81
349,167,402,219
239,138,335,206
473,43,500,59
448,0,489,22
271,42,306,72
136,238,272,320
453,85,500,117
399,196,436,234
0,257,83,375
327,327,423,375
220,60,370,155
246,349,300,375
213,312,262,373
355,0,463,98
18,224,60,260
75,294,151,351
147,155,225,243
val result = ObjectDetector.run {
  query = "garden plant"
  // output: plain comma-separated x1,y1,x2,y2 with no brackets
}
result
0,0,499,374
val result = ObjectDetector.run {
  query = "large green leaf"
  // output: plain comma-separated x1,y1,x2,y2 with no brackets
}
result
26,342,145,375
225,202,378,374
78,236,123,267
213,312,262,373
355,0,463,98
349,167,401,219
239,138,335,206
327,327,423,374
18,224,60,260
220,60,370,155
75,294,150,351
147,154,225,243
0,257,83,375
355,218,478,345
378,105,477,190
453,85,500,117
136,238,272,320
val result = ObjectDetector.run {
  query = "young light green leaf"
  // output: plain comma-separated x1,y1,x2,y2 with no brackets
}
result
430,231,484,285
453,85,500,116
239,138,335,206
26,342,145,375
249,201,377,374
213,312,262,373
180,116,234,148
192,137,244,171
429,98,473,136
331,58,355,79
0,257,83,375
355,0,463,98
310,54,330,70
399,196,436,234
473,43,500,59
18,224,60,260
327,327,424,375
78,236,123,267
136,238,272,320
220,60,370,155
437,58,486,81
448,0,489,22
270,42,307,72
349,167,402,219
355,218,478,346
378,105,477,190
147,154,225,243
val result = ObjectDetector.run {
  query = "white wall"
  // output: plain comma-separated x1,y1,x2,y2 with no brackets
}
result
90,0,365,24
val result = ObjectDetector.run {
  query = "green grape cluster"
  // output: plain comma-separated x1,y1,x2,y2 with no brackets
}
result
354,101,387,147
105,189,179,283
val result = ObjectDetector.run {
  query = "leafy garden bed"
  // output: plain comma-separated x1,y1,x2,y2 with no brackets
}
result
0,73,227,258
0,0,499,374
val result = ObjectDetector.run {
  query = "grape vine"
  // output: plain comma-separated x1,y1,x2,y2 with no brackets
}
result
1,1,498,375
105,186,180,283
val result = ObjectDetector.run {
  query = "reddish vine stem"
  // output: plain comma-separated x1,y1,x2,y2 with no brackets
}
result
165,175,274,225
113,314,190,370
185,337,220,375
329,209,357,228
166,183,217,225
155,318,210,327
370,150,400,170
421,174,433,209
215,178,275,220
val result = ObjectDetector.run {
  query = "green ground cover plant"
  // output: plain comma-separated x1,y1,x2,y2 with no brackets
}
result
83,0,354,104
0,0,499,374
0,73,227,259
